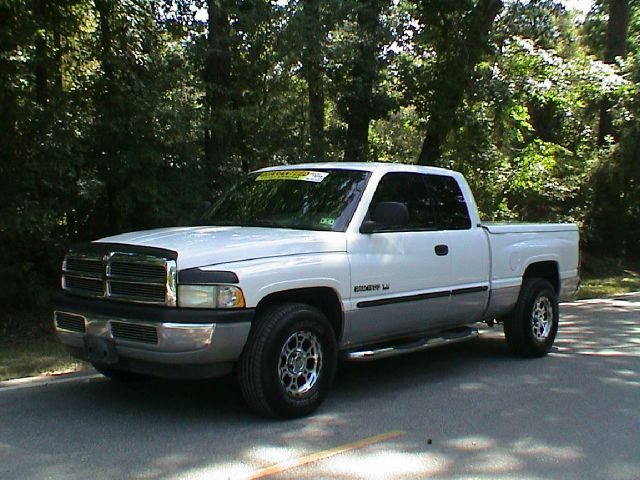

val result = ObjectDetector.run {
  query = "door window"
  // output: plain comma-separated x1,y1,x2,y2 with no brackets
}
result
368,173,437,231
367,172,471,231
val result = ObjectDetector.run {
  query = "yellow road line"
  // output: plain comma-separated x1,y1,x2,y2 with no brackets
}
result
245,430,405,479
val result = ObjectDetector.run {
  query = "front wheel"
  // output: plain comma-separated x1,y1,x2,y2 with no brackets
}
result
238,303,337,418
503,278,559,357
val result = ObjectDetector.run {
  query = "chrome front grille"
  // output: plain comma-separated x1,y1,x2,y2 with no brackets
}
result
110,261,166,278
62,250,176,306
65,258,103,275
109,281,166,302
64,276,104,295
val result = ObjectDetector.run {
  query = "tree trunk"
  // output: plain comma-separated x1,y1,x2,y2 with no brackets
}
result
33,0,48,104
53,29,62,92
342,0,384,163
96,0,113,91
308,78,325,160
597,0,629,145
94,0,118,234
417,127,447,167
417,0,503,165
301,0,325,161
204,0,231,189
593,0,631,254
344,116,370,163
0,4,18,171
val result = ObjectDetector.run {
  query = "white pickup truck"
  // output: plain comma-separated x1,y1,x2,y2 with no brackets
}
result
53,162,579,418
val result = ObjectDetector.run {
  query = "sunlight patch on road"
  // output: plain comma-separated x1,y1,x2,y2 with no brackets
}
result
445,436,496,451
245,430,404,479
322,449,448,478
512,437,584,461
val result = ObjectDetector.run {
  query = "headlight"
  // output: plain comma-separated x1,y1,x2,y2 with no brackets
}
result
178,285,246,309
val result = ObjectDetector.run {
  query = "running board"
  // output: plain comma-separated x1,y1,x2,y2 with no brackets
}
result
342,327,479,362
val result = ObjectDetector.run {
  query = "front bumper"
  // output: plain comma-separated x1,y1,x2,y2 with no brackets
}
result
52,293,254,379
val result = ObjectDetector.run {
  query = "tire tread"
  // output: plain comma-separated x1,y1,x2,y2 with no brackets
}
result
238,303,335,418
238,304,295,417
504,278,558,357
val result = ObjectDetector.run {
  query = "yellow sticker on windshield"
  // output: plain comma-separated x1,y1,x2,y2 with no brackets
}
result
255,170,329,183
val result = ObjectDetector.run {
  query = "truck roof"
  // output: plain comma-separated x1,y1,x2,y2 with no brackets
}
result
254,162,458,177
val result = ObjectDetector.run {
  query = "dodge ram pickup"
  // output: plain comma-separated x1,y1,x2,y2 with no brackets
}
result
53,162,580,418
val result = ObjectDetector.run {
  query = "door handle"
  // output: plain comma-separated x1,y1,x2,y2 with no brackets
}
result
435,244,449,256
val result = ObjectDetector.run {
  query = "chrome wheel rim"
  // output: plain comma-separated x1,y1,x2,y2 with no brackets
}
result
278,331,323,397
531,295,554,342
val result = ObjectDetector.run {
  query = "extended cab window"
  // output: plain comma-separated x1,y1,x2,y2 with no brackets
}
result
368,172,471,231
426,175,472,230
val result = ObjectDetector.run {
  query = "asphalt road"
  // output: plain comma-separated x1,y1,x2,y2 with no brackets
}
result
1,294,639,480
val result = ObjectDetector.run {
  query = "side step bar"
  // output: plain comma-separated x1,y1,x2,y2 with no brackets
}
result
342,327,479,362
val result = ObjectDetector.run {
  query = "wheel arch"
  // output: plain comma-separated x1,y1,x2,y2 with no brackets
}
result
522,261,560,293
255,287,344,341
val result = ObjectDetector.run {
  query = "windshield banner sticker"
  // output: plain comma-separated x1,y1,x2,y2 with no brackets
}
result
255,170,330,183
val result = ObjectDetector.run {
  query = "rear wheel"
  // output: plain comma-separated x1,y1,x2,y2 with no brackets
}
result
238,303,337,418
504,278,559,357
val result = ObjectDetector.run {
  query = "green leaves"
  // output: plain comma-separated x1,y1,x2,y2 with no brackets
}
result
2,0,640,325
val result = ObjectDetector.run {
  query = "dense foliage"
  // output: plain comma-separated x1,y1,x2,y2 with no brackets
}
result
0,0,637,321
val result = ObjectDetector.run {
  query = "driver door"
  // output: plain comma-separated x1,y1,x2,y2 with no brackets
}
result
346,172,453,345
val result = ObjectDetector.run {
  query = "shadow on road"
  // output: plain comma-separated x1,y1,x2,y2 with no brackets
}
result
1,295,638,479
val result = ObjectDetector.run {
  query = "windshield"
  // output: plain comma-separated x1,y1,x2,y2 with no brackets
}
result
203,169,370,232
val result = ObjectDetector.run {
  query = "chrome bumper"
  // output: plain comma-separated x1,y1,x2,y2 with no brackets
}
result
53,310,251,366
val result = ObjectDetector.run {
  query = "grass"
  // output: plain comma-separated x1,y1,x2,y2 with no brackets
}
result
576,254,640,300
0,255,638,382
0,308,87,382
0,334,86,382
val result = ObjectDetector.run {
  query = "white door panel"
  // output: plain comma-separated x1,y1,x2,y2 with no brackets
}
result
347,230,453,344
446,228,491,322
344,171,490,346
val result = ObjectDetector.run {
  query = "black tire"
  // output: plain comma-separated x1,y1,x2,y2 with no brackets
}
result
238,303,337,419
503,278,559,357
92,363,145,382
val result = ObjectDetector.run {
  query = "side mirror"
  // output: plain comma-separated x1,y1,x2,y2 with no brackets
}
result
360,201,409,233
360,220,377,234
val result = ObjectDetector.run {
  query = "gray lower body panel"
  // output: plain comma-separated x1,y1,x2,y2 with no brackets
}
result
344,288,489,348
53,310,251,379
345,296,451,347
559,274,580,302
483,285,520,320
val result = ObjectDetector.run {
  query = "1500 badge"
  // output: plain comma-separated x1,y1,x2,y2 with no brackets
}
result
354,283,390,293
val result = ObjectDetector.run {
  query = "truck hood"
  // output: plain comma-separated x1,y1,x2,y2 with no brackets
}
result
95,226,347,270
